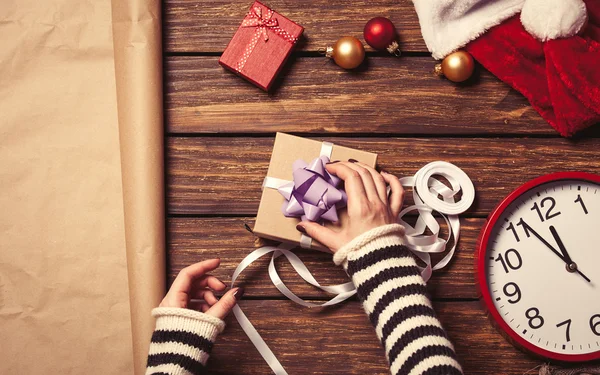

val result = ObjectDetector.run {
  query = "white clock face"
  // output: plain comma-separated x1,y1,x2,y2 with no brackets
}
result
486,179,600,358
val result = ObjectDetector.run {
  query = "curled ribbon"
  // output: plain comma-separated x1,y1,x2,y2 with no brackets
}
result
234,155,475,375
231,243,356,375
237,6,299,72
398,161,475,282
277,156,347,223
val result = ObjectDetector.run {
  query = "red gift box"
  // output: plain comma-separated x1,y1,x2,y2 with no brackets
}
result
219,1,304,91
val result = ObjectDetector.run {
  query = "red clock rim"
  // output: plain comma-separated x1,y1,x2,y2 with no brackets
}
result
477,171,600,362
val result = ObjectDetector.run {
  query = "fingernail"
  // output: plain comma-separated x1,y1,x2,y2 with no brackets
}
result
348,158,358,163
326,160,340,165
233,287,245,301
380,170,388,175
296,224,306,233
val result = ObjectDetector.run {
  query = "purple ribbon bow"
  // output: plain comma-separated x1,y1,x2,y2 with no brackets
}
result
277,155,347,222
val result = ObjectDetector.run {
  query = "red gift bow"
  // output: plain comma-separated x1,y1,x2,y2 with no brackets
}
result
237,5,299,72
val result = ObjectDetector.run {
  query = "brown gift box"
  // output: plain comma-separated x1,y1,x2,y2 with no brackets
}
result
253,133,378,250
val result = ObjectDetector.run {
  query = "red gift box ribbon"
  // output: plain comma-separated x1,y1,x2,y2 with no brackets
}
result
237,5,299,72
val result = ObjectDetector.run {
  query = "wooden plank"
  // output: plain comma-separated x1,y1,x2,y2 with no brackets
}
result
164,56,560,135
206,300,540,374
168,217,481,299
166,137,600,216
164,0,426,53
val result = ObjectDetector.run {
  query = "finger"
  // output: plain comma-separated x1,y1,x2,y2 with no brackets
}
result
344,161,381,203
206,288,244,320
170,259,221,296
194,275,227,291
351,161,387,203
296,221,341,252
191,289,219,305
188,301,210,313
382,172,404,218
325,162,368,209
203,290,218,305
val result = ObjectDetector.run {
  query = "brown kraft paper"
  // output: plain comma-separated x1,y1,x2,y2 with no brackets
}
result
111,0,167,373
0,0,134,373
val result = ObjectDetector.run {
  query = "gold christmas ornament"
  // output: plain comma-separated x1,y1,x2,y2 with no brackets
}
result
434,50,475,83
326,36,366,70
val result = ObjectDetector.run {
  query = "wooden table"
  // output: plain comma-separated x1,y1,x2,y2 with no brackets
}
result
163,1,600,373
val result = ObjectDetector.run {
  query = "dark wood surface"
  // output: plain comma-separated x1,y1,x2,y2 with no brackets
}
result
208,301,540,375
164,0,425,53
165,56,554,135
167,137,600,216
168,217,485,299
163,0,599,373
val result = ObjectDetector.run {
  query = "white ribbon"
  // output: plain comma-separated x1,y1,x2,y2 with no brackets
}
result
397,161,475,282
231,160,475,375
231,244,356,375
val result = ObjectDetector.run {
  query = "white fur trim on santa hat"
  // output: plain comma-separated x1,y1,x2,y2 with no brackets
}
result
412,0,525,59
521,0,587,41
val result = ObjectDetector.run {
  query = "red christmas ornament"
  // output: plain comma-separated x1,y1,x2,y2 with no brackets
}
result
364,17,401,56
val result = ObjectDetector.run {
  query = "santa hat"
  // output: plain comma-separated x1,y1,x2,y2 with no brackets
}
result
412,0,600,137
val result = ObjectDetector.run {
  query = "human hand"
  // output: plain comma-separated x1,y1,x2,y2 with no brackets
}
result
295,160,404,253
159,258,243,319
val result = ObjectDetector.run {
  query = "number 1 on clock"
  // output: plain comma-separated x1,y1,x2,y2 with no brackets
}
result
575,194,588,215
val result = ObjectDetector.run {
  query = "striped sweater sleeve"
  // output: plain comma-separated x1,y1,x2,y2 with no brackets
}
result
333,224,463,375
146,307,225,375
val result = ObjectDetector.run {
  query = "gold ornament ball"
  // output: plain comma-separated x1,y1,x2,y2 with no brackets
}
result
437,51,474,83
331,36,365,70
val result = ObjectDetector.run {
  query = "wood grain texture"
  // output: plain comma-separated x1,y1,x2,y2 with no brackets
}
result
206,300,541,374
164,56,562,135
163,2,599,373
166,137,600,216
167,217,482,299
164,0,425,53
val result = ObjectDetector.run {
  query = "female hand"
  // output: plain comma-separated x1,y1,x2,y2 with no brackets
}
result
159,258,242,319
296,160,404,253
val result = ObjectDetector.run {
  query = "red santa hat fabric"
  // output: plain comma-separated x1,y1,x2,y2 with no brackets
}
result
412,0,600,137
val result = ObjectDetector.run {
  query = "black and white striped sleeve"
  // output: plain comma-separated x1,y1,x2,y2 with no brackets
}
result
333,224,463,375
146,307,225,375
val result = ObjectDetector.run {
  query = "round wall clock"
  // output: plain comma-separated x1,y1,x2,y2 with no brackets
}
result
477,172,600,362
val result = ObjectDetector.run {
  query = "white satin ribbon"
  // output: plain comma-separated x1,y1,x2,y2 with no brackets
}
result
232,160,474,375
231,244,356,375
397,161,475,282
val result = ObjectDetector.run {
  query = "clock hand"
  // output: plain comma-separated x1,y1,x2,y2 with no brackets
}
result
519,220,564,260
519,219,592,283
548,225,573,263
549,225,591,283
